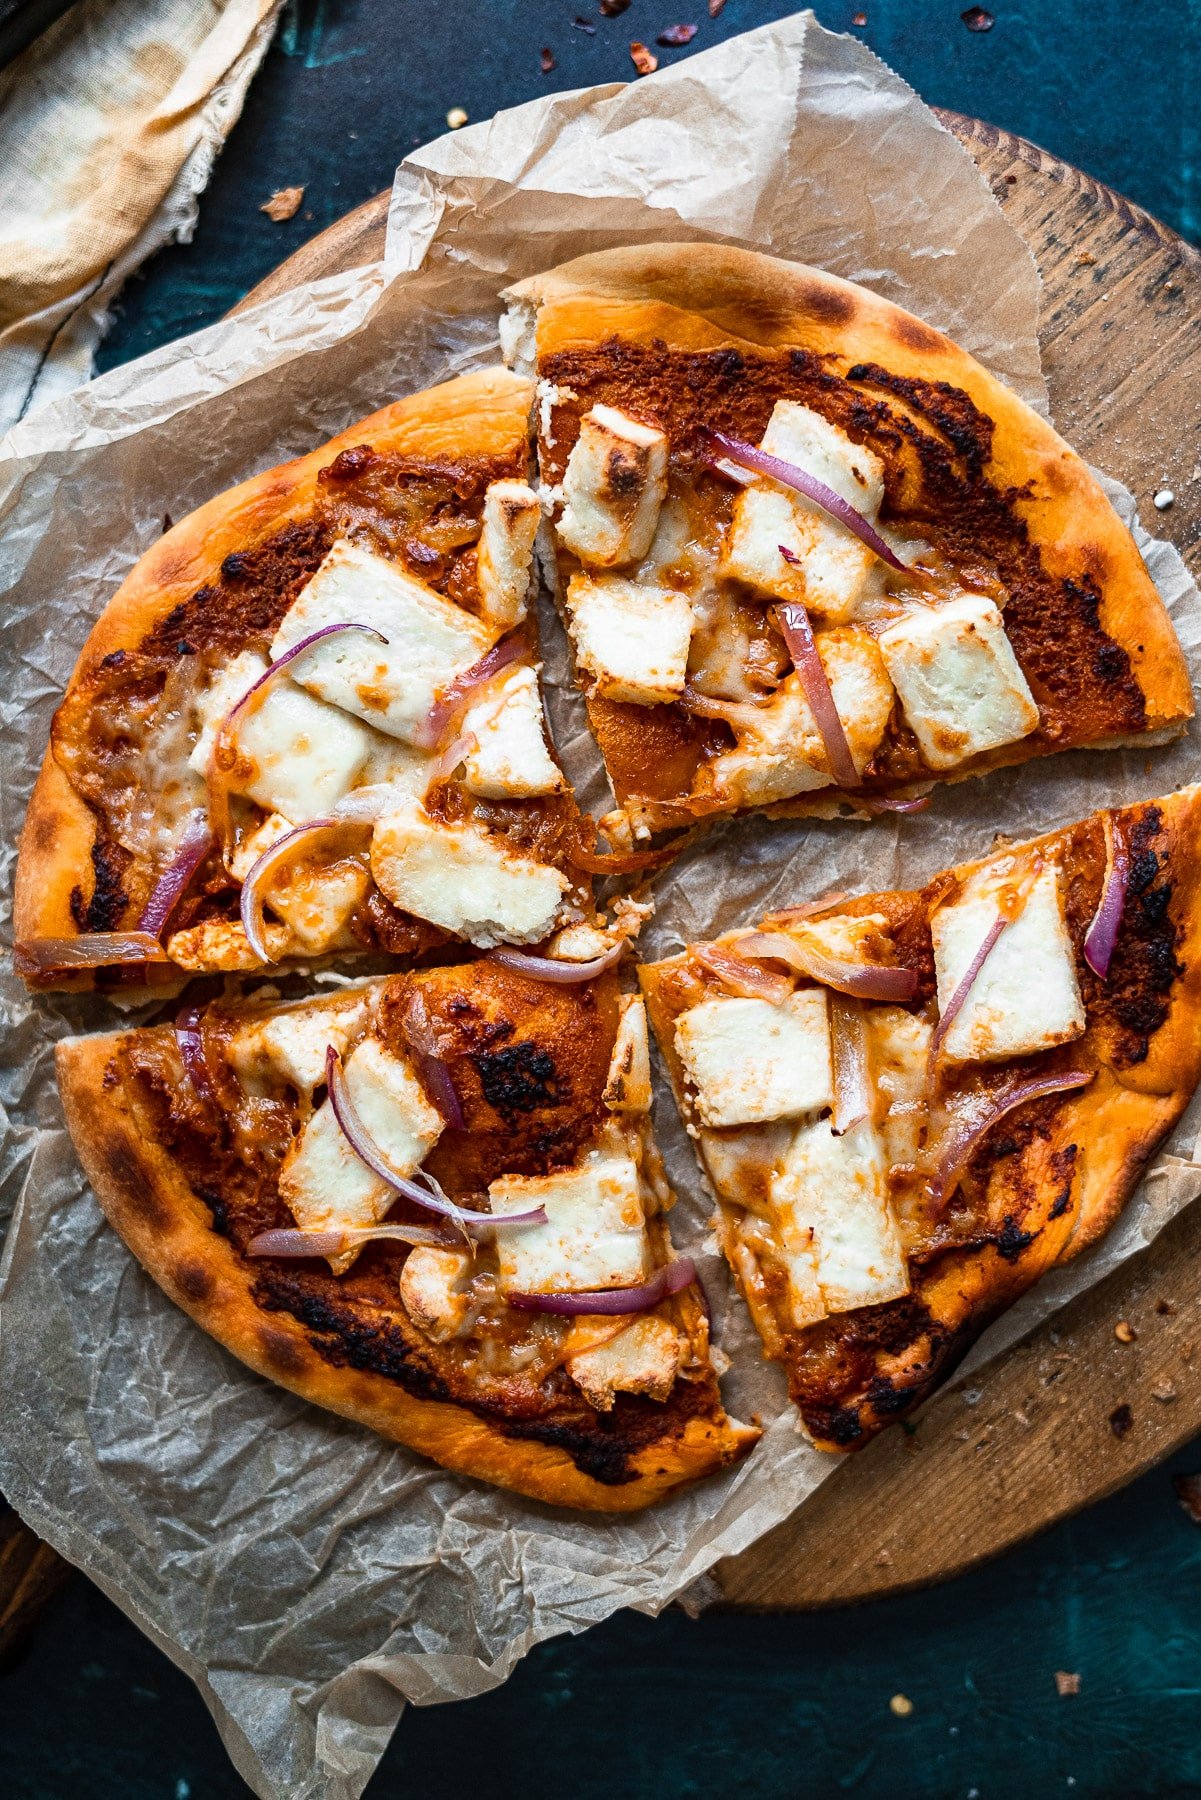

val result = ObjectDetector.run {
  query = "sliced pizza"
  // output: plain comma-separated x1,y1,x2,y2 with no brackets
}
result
640,785,1201,1448
57,954,756,1508
15,368,603,992
503,244,1192,840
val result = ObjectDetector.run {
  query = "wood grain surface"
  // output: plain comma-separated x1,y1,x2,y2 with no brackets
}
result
5,112,1186,1634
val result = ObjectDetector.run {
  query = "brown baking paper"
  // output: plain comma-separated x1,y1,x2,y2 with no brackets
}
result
0,14,1197,1799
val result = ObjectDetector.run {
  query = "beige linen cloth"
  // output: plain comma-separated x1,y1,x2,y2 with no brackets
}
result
0,0,281,432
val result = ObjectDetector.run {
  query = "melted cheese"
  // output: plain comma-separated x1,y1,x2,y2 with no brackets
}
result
461,665,564,799
566,1316,681,1411
272,540,493,743
769,1115,909,1326
879,594,1039,770
490,1140,650,1295
476,480,542,628
566,572,694,706
556,405,669,567
370,804,568,947
932,860,1085,1063
235,679,375,822
398,1246,473,1342
188,650,267,775
675,990,833,1128
603,995,653,1113
868,1005,933,1186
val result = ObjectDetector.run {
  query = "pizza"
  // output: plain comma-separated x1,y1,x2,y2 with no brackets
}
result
56,957,756,1509
502,244,1192,841
639,786,1201,1448
14,367,605,992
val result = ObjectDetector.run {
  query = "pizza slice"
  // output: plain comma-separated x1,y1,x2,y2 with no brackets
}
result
640,785,1201,1448
15,368,608,992
503,244,1192,841
57,953,755,1509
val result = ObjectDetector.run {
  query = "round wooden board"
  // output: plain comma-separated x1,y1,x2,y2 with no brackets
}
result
230,113,1201,1606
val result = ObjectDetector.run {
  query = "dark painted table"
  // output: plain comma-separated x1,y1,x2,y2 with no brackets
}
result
10,2,1201,1795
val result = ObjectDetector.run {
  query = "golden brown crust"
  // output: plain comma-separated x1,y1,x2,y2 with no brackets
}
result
56,1029,755,1511
641,784,1201,1448
16,367,536,989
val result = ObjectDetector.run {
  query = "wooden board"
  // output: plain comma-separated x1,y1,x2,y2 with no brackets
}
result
10,112,1195,1641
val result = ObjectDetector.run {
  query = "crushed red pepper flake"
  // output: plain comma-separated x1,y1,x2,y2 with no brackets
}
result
1054,1671,1081,1697
961,5,994,27
600,0,631,13
1174,1472,1201,1523
1108,1402,1134,1439
852,9,867,22
260,186,305,222
1156,1298,1177,1316
657,22,698,43
630,39,659,72
540,45,557,71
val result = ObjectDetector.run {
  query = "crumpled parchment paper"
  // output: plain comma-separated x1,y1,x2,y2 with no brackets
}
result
0,14,1197,1800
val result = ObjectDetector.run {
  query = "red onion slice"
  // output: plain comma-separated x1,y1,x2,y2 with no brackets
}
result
413,635,527,750
426,730,477,786
762,892,848,926
692,943,793,1004
488,940,628,984
927,1069,1095,1211
137,810,215,938
14,931,169,978
736,931,919,1001
246,1222,455,1259
830,995,871,1135
1084,812,1130,979
704,427,909,572
238,813,372,964
506,1256,696,1316
324,1046,546,1230
413,1051,465,1131
175,1004,215,1102
774,598,860,791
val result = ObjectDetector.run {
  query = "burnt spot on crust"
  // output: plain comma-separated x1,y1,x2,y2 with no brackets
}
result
322,444,381,482
996,1215,1038,1263
69,832,131,933
888,312,947,355
795,281,857,328
1047,1145,1079,1220
106,1141,170,1231
144,519,334,660
474,1041,559,1116
257,1322,307,1377
174,1257,214,1304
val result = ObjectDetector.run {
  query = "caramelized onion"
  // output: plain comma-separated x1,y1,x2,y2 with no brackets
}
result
703,428,910,572
325,1046,546,1231
413,635,526,750
692,943,792,1004
761,893,848,926
488,941,628,984
14,931,169,979
830,995,871,1135
1084,811,1130,979
506,1257,696,1316
927,1070,1095,1211
567,835,683,875
736,930,918,1001
137,810,215,938
246,1222,454,1259
396,991,465,1130
774,597,860,791
175,1004,215,1102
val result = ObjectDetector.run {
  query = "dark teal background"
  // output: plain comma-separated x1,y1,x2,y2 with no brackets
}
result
10,1,1199,1794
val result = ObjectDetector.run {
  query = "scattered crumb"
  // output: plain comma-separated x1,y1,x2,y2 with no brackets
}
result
852,9,867,22
1108,1402,1134,1439
1013,1408,1032,1428
709,0,727,14
890,1693,914,1717
446,107,468,129
1174,1473,1201,1523
1152,1379,1178,1404
540,46,556,71
1055,1671,1081,1697
161,512,173,535
630,40,659,72
600,0,631,13
1157,1298,1178,1316
961,4,994,27
657,22,699,44
1076,251,1096,267
260,186,304,222
1114,1320,1137,1344
875,1547,893,1567
1154,489,1175,510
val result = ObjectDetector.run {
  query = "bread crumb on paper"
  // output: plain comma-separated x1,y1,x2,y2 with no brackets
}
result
1114,1319,1137,1343
1054,1671,1081,1697
261,187,305,222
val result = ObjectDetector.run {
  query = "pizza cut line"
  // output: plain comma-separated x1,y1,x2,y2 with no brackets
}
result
640,786,1201,1449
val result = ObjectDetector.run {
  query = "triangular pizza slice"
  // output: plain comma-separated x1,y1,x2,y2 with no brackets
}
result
57,955,756,1508
503,244,1191,843
640,786,1201,1448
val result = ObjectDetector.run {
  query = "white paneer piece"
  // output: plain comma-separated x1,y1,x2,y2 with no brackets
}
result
720,401,886,623
272,540,493,743
476,480,542,629
566,573,694,706
490,1141,651,1296
399,1246,474,1342
189,649,267,775
279,1038,444,1268
370,804,568,948
556,405,669,568
700,626,893,808
674,990,833,1129
769,1115,909,1326
166,915,292,971
461,665,564,799
603,996,653,1113
931,860,1085,1064
878,594,1039,770
235,679,376,822
227,807,368,952
567,1316,682,1411
226,991,371,1097
868,1005,934,1184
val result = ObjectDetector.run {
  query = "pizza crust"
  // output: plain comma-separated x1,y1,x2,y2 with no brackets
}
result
15,367,537,989
55,1030,756,1511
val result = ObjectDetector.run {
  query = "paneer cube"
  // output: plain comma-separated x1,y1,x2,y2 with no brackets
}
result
226,991,371,1097
399,1246,473,1342
556,405,669,567
674,990,833,1128
166,916,292,971
769,1114,909,1326
476,480,542,628
603,995,653,1113
490,1142,650,1296
461,665,564,799
720,401,886,623
566,1316,682,1411
878,594,1039,770
566,572,694,706
370,804,568,948
272,540,493,743
931,860,1085,1064
234,679,375,822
